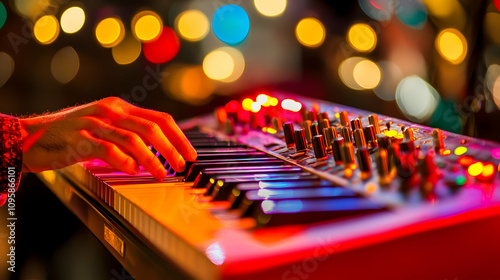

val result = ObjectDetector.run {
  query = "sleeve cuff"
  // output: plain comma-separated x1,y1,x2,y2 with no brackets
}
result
0,115,23,206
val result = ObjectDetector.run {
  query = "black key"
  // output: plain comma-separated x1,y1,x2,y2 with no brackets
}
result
184,159,284,181
170,156,275,176
165,152,268,172
192,166,301,188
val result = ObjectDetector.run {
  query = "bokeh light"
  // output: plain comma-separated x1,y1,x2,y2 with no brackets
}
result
95,17,125,48
162,64,215,105
492,75,500,109
0,2,6,30
358,0,394,22
353,59,381,89
112,33,141,65
60,6,85,34
242,98,253,111
203,47,245,82
373,61,403,101
131,11,163,42
175,10,209,42
495,0,500,12
396,0,427,29
485,12,500,45
281,99,302,112
33,15,60,45
143,26,180,64
347,23,376,53
0,52,15,87
254,0,287,17
213,5,250,45
295,17,325,48
396,76,440,122
339,57,365,90
51,46,79,84
14,0,51,19
435,28,467,65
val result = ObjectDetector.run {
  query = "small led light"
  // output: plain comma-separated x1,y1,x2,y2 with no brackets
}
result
468,162,484,177
454,146,467,155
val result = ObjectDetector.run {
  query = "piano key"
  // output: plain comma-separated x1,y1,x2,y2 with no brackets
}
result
184,159,285,181
171,157,277,177
209,173,318,201
164,152,268,171
192,166,302,188
252,198,387,227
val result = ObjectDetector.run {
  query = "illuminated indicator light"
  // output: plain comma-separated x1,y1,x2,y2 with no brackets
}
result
267,128,277,134
458,156,473,167
217,180,224,187
455,175,466,186
262,127,267,133
60,6,85,34
436,28,467,65
176,10,209,42
251,102,261,113
344,168,353,178
132,11,163,42
143,27,180,64
34,15,60,44
442,149,451,156
335,113,340,118
347,23,377,52
281,99,302,112
225,100,239,113
0,2,6,30
256,94,269,105
254,0,287,17
209,178,215,184
383,130,397,137
353,59,381,89
481,163,495,178
468,162,484,177
270,97,279,106
112,33,142,65
454,146,467,156
242,98,253,111
213,5,250,45
295,17,325,48
261,200,275,213
95,17,125,48
365,183,377,194
491,148,500,159
51,46,79,84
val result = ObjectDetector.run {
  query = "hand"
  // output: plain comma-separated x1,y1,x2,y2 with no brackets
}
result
19,97,197,180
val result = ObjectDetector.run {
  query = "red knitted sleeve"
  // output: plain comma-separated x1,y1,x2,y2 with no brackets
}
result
0,114,23,206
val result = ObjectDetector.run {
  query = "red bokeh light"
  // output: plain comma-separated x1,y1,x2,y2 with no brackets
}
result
143,26,180,64
495,0,500,12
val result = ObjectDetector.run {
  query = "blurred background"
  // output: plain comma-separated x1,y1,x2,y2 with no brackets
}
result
1,0,500,279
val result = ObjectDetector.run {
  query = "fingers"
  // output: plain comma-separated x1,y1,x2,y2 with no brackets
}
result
80,117,168,180
80,130,141,176
112,116,188,172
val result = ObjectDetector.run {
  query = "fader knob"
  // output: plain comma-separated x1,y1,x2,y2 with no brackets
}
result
368,114,381,134
342,142,356,166
377,148,391,185
351,118,362,132
310,123,320,137
271,117,283,132
323,127,337,151
332,137,345,163
294,129,308,152
357,147,372,179
339,111,349,127
283,122,295,149
432,129,444,152
353,128,367,148
302,120,312,144
341,127,352,143
363,125,377,147
312,135,328,161
404,127,414,142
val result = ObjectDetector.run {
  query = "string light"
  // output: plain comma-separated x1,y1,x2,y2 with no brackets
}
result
34,15,60,45
295,17,325,48
176,10,209,41
131,11,163,42
95,17,125,48
60,6,85,34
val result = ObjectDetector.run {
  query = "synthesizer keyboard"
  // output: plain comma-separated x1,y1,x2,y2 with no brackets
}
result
39,92,500,280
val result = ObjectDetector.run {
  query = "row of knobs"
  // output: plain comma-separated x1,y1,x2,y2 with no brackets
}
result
280,111,446,183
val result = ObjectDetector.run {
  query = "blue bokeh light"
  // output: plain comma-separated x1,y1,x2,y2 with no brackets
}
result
212,5,250,46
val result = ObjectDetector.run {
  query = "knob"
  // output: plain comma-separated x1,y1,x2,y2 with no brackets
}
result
377,133,390,149
418,151,438,179
368,114,381,134
353,128,367,148
341,126,352,143
271,117,283,132
294,129,308,152
377,148,390,185
342,142,356,167
400,140,415,154
388,142,401,170
357,147,372,179
432,129,444,152
302,120,312,144
320,118,331,132
363,125,377,148
332,137,345,164
351,118,362,132
225,117,235,135
312,135,328,160
282,122,295,149
404,127,414,142
317,112,328,123
339,111,349,127
310,123,320,137
322,127,336,151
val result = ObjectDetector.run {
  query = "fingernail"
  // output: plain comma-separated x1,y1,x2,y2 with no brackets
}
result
189,149,198,161
177,157,186,172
